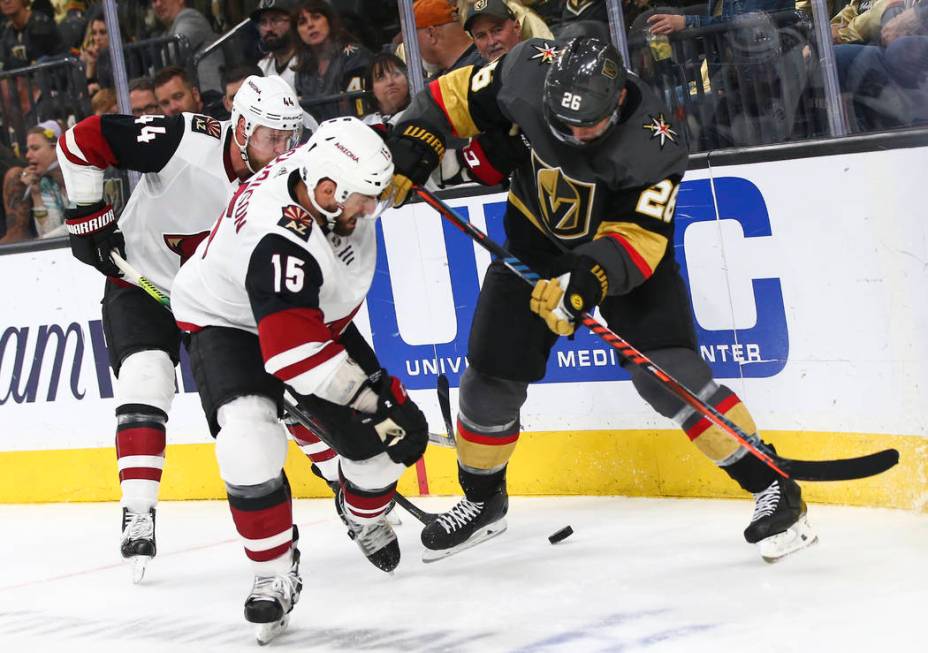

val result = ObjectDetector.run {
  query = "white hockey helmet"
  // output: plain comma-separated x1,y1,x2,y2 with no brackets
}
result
231,75,303,172
298,116,394,223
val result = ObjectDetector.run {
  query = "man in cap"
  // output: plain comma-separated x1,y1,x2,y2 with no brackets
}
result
251,0,299,92
464,0,523,62
414,0,484,79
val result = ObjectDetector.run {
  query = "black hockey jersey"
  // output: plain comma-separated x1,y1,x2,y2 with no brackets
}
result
403,38,688,295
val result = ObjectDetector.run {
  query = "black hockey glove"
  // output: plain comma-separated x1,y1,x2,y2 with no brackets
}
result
529,254,609,336
359,369,429,466
384,120,446,207
66,200,125,277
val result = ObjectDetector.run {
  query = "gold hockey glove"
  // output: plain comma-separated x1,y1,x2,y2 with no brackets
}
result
383,120,446,207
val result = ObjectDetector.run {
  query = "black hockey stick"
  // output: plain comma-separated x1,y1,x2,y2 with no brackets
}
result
414,187,900,482
111,252,441,520
436,374,456,446
283,396,439,524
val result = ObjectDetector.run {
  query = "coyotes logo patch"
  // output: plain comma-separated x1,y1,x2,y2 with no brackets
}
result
277,204,313,241
191,114,222,139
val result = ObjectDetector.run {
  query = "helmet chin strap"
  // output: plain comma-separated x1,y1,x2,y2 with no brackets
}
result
307,191,342,230
233,130,258,175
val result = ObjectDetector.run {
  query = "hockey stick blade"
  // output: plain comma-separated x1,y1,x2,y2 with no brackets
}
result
393,493,439,525
415,186,901,483
436,374,455,445
780,448,899,482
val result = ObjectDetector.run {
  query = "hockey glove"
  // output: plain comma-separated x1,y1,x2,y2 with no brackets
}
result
529,254,609,336
383,120,446,207
66,200,124,277
359,369,429,466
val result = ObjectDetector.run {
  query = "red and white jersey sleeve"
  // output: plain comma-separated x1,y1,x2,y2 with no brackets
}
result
172,150,378,397
57,112,240,293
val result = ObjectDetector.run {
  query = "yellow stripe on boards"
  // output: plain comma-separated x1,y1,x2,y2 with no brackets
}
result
1,432,924,511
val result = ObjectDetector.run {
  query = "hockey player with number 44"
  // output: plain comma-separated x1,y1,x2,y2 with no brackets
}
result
54,75,331,583
172,117,430,644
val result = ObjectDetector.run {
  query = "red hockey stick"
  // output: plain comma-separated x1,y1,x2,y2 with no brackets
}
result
414,186,899,482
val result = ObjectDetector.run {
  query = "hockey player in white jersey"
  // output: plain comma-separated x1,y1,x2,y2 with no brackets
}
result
172,117,429,643
56,75,307,582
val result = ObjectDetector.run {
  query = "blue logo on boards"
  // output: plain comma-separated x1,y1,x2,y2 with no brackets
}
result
369,176,789,390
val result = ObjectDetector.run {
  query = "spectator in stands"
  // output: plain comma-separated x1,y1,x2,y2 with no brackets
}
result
129,76,161,117
0,0,63,70
363,52,410,127
0,142,26,240
79,10,108,95
293,0,371,122
414,0,484,79
458,0,554,40
464,0,524,62
648,0,793,33
91,86,117,115
58,0,88,52
152,0,225,93
251,0,299,91
154,65,203,116
1,120,68,243
836,2,928,130
222,63,263,114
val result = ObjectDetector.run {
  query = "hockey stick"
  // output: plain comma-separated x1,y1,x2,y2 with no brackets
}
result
282,394,439,524
109,252,441,522
414,187,900,482
436,374,456,446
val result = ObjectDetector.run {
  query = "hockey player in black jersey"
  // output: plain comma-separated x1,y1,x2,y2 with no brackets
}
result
386,37,816,563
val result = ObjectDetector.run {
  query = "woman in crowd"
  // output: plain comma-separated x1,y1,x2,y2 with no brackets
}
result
363,52,411,128
292,0,372,122
0,121,69,243
80,11,109,95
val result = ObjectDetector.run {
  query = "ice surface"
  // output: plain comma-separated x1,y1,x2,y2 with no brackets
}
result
0,497,924,652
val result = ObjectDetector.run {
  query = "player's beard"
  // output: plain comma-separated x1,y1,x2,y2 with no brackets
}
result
334,212,358,237
262,32,291,54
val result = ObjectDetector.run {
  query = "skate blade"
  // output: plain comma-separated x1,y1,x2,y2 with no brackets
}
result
256,614,290,646
759,514,818,563
422,519,508,564
131,556,152,584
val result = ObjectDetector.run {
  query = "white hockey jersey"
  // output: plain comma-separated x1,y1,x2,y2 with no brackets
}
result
58,112,241,293
173,148,378,396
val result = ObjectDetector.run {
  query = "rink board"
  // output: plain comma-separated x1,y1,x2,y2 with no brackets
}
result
1,146,926,507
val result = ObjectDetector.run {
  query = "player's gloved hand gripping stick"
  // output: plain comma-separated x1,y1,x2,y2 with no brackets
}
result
413,186,899,483
108,251,443,524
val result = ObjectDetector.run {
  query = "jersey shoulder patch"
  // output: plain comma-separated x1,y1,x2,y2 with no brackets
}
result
190,114,223,139
277,204,314,242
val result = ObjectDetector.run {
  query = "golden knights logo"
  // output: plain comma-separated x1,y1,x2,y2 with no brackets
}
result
564,1,598,17
191,115,222,139
642,114,678,148
530,42,560,65
532,151,595,240
277,204,312,241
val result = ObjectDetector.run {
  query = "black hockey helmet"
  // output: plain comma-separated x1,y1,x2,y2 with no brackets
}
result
543,38,626,146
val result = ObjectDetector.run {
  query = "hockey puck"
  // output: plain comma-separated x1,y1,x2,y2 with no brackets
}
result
548,526,573,544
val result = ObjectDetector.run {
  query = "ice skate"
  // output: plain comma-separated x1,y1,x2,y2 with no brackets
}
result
245,544,302,645
338,489,400,573
120,508,156,583
420,490,508,563
744,478,818,562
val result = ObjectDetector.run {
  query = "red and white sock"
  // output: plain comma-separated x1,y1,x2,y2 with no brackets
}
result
115,406,166,514
286,420,340,483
